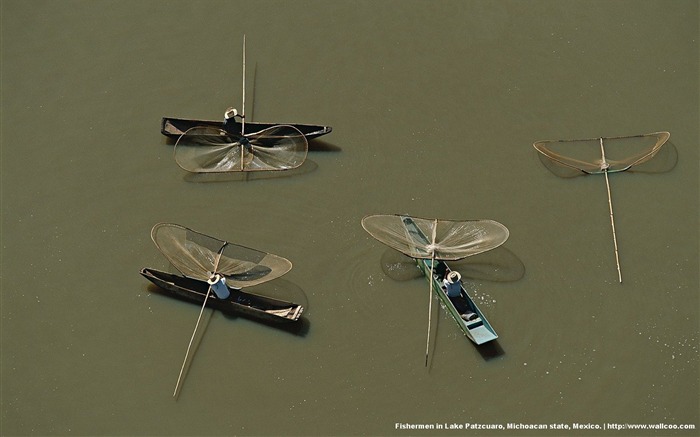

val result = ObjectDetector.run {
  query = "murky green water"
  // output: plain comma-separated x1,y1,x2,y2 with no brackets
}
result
2,1,697,435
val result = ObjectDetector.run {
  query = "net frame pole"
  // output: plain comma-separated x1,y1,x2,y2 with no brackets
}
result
241,34,246,136
600,138,622,283
173,246,226,398
424,219,438,367
240,35,246,170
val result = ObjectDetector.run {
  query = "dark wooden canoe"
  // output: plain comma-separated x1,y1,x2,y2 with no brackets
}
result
161,117,332,141
140,268,304,323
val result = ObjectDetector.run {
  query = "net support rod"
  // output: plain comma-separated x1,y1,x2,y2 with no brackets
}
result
424,219,438,367
600,138,622,283
425,253,435,368
241,34,246,135
240,35,246,171
173,246,226,398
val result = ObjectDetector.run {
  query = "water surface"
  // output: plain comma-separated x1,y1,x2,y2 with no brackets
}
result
2,0,698,435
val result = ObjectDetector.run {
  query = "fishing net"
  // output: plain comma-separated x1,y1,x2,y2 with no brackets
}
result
151,223,292,288
361,215,509,261
173,124,308,173
533,131,674,283
533,131,672,178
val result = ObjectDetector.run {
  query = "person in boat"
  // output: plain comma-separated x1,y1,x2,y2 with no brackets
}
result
223,107,253,151
442,271,478,322
223,107,242,129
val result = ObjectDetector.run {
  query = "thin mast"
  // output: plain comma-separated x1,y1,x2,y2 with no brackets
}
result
600,138,622,283
173,247,225,398
240,35,246,171
241,34,246,135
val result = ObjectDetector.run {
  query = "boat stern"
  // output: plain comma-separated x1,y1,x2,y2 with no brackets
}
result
466,321,499,345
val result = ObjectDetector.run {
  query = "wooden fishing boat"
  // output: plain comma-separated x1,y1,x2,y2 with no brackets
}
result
416,259,498,345
362,215,506,355
163,37,331,145
402,217,499,345
141,268,303,323
161,116,332,141
145,222,306,397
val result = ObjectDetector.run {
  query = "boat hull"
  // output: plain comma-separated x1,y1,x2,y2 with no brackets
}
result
140,268,303,323
396,215,498,345
416,259,498,345
161,117,332,141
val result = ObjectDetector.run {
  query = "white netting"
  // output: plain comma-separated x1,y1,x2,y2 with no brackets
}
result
533,131,671,177
361,215,509,260
174,124,308,173
150,223,292,288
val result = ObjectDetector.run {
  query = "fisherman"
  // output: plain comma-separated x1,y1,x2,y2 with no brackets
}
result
223,107,242,129
207,273,230,300
442,271,478,322
223,107,254,155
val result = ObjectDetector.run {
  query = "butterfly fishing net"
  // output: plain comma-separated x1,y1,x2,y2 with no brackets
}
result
151,223,292,288
174,125,308,173
361,215,509,261
533,131,674,283
533,131,672,178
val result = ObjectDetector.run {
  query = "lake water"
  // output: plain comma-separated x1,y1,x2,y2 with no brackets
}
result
1,1,698,436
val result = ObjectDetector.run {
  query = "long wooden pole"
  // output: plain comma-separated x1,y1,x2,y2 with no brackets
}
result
173,248,225,398
241,34,246,135
240,35,246,170
424,253,436,367
600,138,622,283
424,219,438,367
173,286,212,398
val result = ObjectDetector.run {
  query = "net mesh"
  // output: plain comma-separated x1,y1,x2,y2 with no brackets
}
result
174,125,308,173
533,131,670,177
361,215,509,260
150,223,292,288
